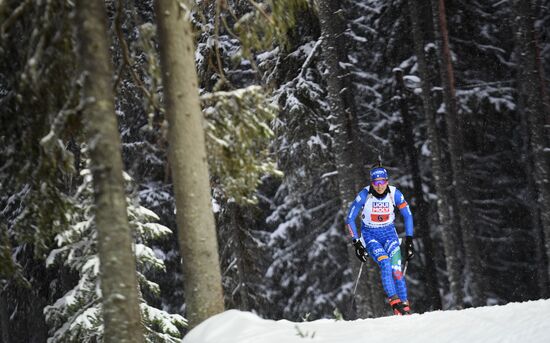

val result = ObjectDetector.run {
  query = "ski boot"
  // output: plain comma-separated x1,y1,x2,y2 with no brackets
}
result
388,295,410,316
402,300,411,314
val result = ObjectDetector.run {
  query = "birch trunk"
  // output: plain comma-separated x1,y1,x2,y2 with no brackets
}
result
154,0,225,329
75,1,144,341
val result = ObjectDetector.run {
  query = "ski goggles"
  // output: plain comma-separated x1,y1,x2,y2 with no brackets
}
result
371,179,388,186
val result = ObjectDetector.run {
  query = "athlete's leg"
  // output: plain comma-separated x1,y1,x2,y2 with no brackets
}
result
362,229,396,298
389,243,407,301
380,230,408,302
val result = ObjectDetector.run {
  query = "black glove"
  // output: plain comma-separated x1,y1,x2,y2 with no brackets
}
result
352,239,369,263
403,236,414,261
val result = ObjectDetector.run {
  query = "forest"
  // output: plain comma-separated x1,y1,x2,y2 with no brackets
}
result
0,0,549,342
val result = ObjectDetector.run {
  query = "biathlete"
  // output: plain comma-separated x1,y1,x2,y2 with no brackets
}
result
346,166,415,315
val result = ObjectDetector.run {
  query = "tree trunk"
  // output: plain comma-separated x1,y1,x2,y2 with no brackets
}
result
74,1,144,342
512,0,550,295
229,202,250,311
518,93,548,298
430,0,485,307
0,293,9,343
407,0,464,308
154,0,225,329
512,0,548,296
394,69,442,311
317,0,386,317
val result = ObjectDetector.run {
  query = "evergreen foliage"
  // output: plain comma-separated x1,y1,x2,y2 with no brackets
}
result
202,86,281,204
44,166,186,343
259,12,351,319
233,0,309,59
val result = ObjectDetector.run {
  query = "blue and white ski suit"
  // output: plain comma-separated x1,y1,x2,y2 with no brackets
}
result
346,185,414,301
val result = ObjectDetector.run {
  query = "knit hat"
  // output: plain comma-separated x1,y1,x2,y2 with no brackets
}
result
370,167,388,180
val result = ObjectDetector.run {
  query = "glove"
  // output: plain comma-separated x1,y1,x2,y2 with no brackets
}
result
352,238,369,263
403,236,414,261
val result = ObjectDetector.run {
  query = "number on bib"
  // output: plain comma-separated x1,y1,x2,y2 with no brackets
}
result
371,214,390,222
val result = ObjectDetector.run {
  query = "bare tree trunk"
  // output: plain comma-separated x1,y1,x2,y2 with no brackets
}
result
0,293,9,343
531,12,550,120
407,0,464,308
229,202,250,311
74,1,144,342
317,0,386,317
512,0,550,296
518,95,548,298
512,1,548,296
154,0,225,329
430,0,485,307
394,69,442,311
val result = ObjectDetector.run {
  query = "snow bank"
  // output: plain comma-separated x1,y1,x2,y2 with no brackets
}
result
183,299,550,343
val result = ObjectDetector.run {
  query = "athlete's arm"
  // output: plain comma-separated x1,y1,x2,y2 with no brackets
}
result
345,188,368,239
394,189,414,236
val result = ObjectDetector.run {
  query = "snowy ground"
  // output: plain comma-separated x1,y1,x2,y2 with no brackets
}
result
183,299,550,343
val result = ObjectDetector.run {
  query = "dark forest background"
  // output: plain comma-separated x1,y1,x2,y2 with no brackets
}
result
1,0,549,342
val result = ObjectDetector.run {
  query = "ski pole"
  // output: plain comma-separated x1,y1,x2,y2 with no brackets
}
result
352,262,364,296
402,260,409,277
349,262,364,312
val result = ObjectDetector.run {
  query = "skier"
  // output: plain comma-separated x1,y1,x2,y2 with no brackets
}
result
346,166,415,315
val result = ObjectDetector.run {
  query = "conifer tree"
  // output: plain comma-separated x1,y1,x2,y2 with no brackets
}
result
407,0,461,309
45,167,186,343
317,0,386,317
430,0,485,306
512,0,550,295
394,68,442,310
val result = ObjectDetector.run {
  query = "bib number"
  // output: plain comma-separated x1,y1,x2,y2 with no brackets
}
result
371,214,389,222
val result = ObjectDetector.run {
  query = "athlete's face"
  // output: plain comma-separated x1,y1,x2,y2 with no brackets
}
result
371,178,388,194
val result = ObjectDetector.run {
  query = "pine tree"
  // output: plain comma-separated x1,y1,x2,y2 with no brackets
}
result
317,0,388,317
394,68,442,310
252,4,351,318
512,0,550,296
430,0,485,306
0,0,80,340
44,167,186,342
265,74,349,319
435,0,536,304
406,0,462,309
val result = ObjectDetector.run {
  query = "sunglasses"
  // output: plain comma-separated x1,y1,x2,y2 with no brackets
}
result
372,179,388,186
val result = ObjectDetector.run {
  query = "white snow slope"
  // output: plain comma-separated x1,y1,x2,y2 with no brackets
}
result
183,299,550,343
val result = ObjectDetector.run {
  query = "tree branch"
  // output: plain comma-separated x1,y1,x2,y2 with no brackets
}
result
113,0,160,112
0,0,31,40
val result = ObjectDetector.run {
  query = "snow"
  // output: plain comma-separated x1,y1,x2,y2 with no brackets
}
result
211,197,220,213
82,255,99,275
307,134,327,150
321,171,338,178
183,299,550,343
403,75,421,84
424,42,436,52
140,303,187,337
287,41,316,60
70,307,100,331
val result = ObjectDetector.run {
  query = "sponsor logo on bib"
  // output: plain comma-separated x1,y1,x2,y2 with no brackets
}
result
372,202,390,212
